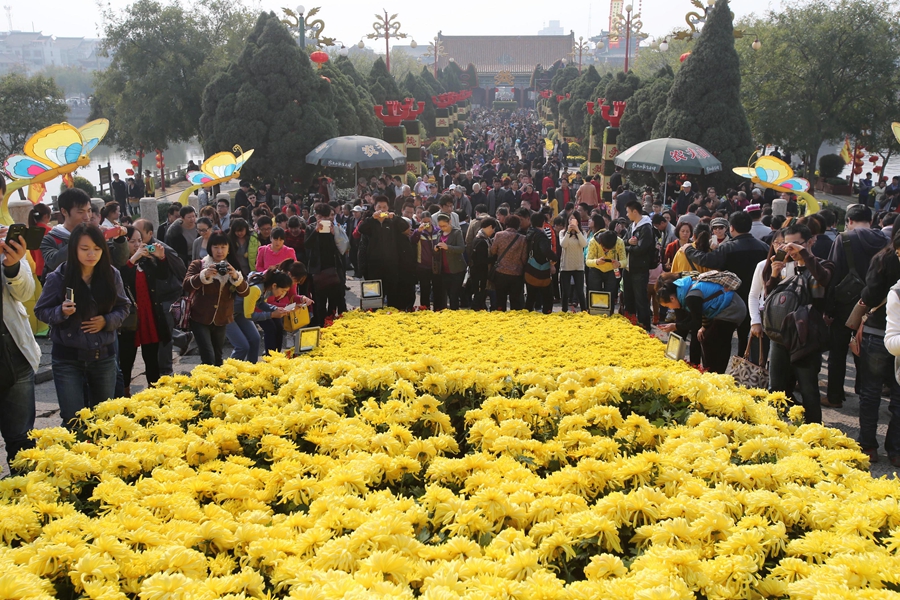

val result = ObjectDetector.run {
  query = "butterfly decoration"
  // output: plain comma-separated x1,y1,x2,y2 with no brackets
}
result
733,153,819,214
179,146,254,206
3,119,109,204
892,122,900,145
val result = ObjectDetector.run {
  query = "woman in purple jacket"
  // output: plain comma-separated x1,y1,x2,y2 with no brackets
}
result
35,224,130,428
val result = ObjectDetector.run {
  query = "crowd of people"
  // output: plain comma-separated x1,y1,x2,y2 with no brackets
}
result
0,106,899,470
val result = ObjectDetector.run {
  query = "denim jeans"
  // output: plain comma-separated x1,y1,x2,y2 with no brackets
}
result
440,272,465,310
769,341,822,424
225,316,259,363
623,269,651,330
827,309,856,404
258,317,284,354
52,354,118,428
192,321,227,366
560,270,587,311
857,333,900,457
0,345,36,465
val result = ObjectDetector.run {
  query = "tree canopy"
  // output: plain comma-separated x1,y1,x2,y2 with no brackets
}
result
738,0,900,176
0,73,68,162
618,67,674,152
368,57,403,106
323,59,382,139
199,11,338,184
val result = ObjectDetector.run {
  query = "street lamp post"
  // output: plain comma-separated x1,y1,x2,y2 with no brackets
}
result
571,36,592,74
611,3,646,73
429,36,445,79
281,5,335,49
367,10,408,73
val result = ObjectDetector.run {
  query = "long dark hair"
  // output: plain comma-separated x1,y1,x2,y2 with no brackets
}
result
63,224,116,316
656,271,682,304
871,227,900,275
761,229,787,282
28,203,52,228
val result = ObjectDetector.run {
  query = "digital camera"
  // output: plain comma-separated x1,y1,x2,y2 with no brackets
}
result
147,244,156,254
215,261,230,275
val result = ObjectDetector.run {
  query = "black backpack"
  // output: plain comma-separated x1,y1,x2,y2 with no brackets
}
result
763,271,811,345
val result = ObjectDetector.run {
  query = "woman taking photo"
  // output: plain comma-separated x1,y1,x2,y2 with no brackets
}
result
184,232,249,366
35,224,130,427
118,226,171,396
434,213,467,310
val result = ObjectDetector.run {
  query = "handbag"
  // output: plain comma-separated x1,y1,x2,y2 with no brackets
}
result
726,339,769,389
170,291,195,331
848,298,887,357
313,267,339,289
282,305,311,332
488,234,522,282
120,285,138,332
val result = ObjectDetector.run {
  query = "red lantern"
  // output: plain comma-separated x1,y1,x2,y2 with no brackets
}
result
874,166,883,173
853,166,863,175
310,51,329,69
130,159,139,167
125,169,134,176
868,155,879,163
680,52,691,62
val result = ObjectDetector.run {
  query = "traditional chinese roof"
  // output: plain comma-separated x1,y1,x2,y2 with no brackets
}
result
436,34,574,77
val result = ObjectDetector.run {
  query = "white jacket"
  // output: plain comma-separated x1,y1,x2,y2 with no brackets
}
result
884,280,900,357
558,229,588,271
2,257,41,373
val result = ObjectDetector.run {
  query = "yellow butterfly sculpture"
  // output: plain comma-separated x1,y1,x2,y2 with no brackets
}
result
179,146,254,206
733,155,819,214
892,122,900,145
3,120,108,205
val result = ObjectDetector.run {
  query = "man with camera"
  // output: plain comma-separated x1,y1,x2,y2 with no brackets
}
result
0,177,42,470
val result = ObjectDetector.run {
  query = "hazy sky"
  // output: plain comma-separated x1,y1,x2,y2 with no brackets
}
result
5,0,783,47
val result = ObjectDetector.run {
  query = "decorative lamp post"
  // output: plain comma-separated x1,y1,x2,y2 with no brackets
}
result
367,10,407,73
659,0,761,51
571,36,592,74
610,3,647,73
281,5,335,49
428,36,445,79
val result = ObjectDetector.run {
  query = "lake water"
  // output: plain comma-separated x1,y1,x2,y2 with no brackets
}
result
80,140,206,192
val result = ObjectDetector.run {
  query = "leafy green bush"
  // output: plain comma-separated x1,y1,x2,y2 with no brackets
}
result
818,154,846,179
63,176,96,198
825,177,848,186
567,142,584,156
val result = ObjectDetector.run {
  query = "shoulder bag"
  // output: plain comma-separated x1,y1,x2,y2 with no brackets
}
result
488,234,522,282
726,338,769,389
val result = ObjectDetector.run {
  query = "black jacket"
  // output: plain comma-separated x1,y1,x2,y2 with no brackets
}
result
859,250,900,332
684,233,769,301
304,229,344,276
826,227,890,313
118,256,173,345
112,180,127,203
358,215,406,269
625,218,656,273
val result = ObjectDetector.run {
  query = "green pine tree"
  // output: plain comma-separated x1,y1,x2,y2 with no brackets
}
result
652,0,754,179
618,66,674,151
438,61,464,92
199,12,338,184
558,66,602,142
419,66,444,95
403,72,437,136
464,63,478,89
368,57,402,106
322,59,382,138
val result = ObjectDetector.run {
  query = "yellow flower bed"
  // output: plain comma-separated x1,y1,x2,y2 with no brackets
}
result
2,311,900,600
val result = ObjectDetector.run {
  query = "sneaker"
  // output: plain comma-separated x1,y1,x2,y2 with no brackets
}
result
862,448,879,464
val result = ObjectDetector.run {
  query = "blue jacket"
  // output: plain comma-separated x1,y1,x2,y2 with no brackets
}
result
674,276,732,319
35,263,130,355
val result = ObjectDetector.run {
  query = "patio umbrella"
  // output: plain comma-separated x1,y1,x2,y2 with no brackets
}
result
306,135,406,177
614,138,722,204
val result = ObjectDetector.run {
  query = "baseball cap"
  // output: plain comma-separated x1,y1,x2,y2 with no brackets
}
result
682,181,692,188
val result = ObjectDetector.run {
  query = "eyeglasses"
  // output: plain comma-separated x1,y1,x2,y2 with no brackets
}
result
198,228,211,234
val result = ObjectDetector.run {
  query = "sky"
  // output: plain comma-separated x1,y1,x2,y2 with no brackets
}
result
5,0,784,48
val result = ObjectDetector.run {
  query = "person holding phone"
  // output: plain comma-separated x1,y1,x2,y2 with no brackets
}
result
117,227,171,396
35,224,131,428
28,203,52,279
559,216,588,312
0,177,42,468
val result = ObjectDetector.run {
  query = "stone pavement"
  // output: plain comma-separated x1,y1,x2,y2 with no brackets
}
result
2,275,896,480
